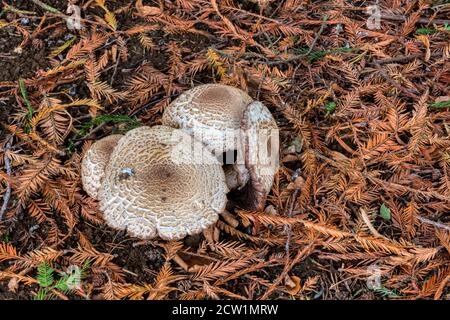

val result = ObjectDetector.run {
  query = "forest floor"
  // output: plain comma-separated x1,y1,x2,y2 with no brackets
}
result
0,0,449,300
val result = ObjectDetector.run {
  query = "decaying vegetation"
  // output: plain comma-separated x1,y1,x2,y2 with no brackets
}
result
0,0,449,300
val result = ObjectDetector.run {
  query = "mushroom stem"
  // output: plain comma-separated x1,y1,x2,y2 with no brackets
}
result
224,163,249,191
221,210,239,228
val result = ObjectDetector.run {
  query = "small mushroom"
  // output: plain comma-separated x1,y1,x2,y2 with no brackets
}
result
82,125,228,240
81,134,124,199
162,84,279,210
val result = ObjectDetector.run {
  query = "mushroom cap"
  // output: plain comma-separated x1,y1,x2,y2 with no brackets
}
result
161,84,253,154
98,125,228,240
240,101,280,210
162,84,279,211
81,134,124,199
242,101,279,194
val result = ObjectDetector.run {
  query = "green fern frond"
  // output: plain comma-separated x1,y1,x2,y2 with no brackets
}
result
37,262,54,288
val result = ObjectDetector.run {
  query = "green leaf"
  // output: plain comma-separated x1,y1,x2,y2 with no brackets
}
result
372,286,399,297
33,288,48,300
49,36,77,58
80,259,92,277
77,114,142,137
415,27,437,35
326,102,337,114
19,79,33,120
53,277,70,293
37,262,54,288
379,204,391,220
429,100,450,109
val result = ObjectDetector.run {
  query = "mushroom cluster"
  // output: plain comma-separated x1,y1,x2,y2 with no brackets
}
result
81,84,279,240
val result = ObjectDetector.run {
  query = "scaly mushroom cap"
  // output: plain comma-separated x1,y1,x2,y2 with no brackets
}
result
161,84,253,154
162,84,279,211
98,125,228,240
81,134,124,199
240,101,279,210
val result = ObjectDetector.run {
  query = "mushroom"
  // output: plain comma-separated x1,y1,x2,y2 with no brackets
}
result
81,134,123,199
81,125,228,240
162,84,279,210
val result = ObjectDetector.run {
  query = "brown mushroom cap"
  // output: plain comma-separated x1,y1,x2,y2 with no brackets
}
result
98,125,228,240
162,84,253,154
162,84,279,211
81,134,124,199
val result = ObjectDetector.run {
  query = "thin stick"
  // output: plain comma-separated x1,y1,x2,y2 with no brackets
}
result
284,188,300,257
350,7,450,25
30,0,62,14
303,15,329,57
268,15,329,65
109,50,121,86
261,240,316,300
378,14,450,26
109,39,129,86
373,52,443,65
374,63,420,99
416,215,450,232
72,122,107,146
0,141,12,221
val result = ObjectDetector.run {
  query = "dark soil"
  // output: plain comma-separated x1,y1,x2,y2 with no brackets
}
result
0,0,69,81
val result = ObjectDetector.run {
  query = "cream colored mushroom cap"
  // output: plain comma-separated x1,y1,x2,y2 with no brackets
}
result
242,101,279,195
81,134,124,200
98,125,228,240
161,84,253,154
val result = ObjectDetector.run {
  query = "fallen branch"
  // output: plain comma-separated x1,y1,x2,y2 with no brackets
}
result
30,0,62,14
416,215,450,232
351,7,450,25
378,14,450,26
260,240,317,300
0,141,12,221
372,52,443,65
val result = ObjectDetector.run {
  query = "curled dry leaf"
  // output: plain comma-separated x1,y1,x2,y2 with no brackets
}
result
287,176,305,190
284,275,301,295
136,0,162,16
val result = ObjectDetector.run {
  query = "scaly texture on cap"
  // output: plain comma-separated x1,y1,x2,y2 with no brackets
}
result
161,84,253,154
242,101,279,193
81,134,124,199
162,84,279,211
98,125,228,240
240,101,279,210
